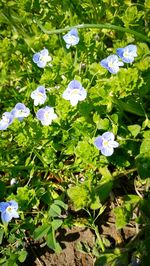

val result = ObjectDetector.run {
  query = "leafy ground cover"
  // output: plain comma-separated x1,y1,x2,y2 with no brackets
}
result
0,0,150,265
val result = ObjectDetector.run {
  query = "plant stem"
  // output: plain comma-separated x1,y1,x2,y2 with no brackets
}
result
35,20,150,43
94,225,105,252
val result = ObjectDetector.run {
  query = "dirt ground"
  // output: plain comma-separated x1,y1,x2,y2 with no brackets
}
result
24,227,95,266
23,208,136,266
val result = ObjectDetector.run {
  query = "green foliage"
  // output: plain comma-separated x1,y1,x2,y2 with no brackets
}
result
0,0,150,264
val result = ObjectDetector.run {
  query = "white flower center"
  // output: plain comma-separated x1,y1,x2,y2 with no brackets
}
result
71,89,79,96
108,60,116,68
69,35,76,43
103,140,109,147
38,92,44,98
123,50,130,58
44,111,50,120
40,55,48,63
6,206,13,213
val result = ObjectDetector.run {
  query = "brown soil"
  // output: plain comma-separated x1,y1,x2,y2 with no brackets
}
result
23,209,136,266
24,227,95,266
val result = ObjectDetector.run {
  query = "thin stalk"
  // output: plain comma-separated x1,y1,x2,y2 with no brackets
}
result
94,225,105,252
35,20,150,43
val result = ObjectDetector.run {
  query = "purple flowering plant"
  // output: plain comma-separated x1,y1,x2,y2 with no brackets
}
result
31,86,47,106
63,29,79,49
0,200,19,223
94,132,119,156
62,80,87,106
0,112,14,130
116,45,137,63
33,48,52,68
1,1,149,263
11,103,30,121
100,55,124,74
36,106,58,125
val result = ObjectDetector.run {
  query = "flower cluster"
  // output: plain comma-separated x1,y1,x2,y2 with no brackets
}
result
0,200,19,223
0,103,30,130
100,44,137,74
1,31,137,161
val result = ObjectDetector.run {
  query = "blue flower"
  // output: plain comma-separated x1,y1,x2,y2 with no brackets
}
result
0,200,19,223
94,132,119,156
36,106,58,126
31,86,47,106
63,29,79,49
11,103,30,121
116,44,137,63
0,112,14,130
100,55,124,74
33,48,52,68
62,80,87,106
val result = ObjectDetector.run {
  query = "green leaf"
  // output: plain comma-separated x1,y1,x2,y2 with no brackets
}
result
33,224,50,240
18,250,28,263
54,199,68,210
90,195,101,210
67,184,89,211
128,124,141,138
46,228,62,252
48,204,61,217
140,139,150,154
96,179,113,203
113,204,132,229
51,219,63,230
118,99,145,116
93,113,110,130
136,152,150,179
123,194,140,204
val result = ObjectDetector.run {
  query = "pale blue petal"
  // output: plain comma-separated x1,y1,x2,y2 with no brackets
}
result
101,146,114,156
9,200,18,210
94,136,103,150
0,120,9,130
109,140,119,148
100,58,109,68
1,211,12,223
36,109,45,121
70,28,78,36
37,86,46,94
11,210,19,219
62,89,71,100
40,48,49,56
33,53,40,63
0,202,9,212
102,132,114,141
70,96,79,106
37,61,46,68
69,80,82,90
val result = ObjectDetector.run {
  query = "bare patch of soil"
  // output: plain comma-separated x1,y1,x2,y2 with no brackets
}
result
24,227,95,266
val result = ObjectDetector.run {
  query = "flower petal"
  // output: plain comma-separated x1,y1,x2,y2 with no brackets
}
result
101,146,114,156
9,200,18,210
109,140,119,148
94,136,103,150
0,202,9,212
1,211,12,223
102,132,115,141
70,96,79,106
